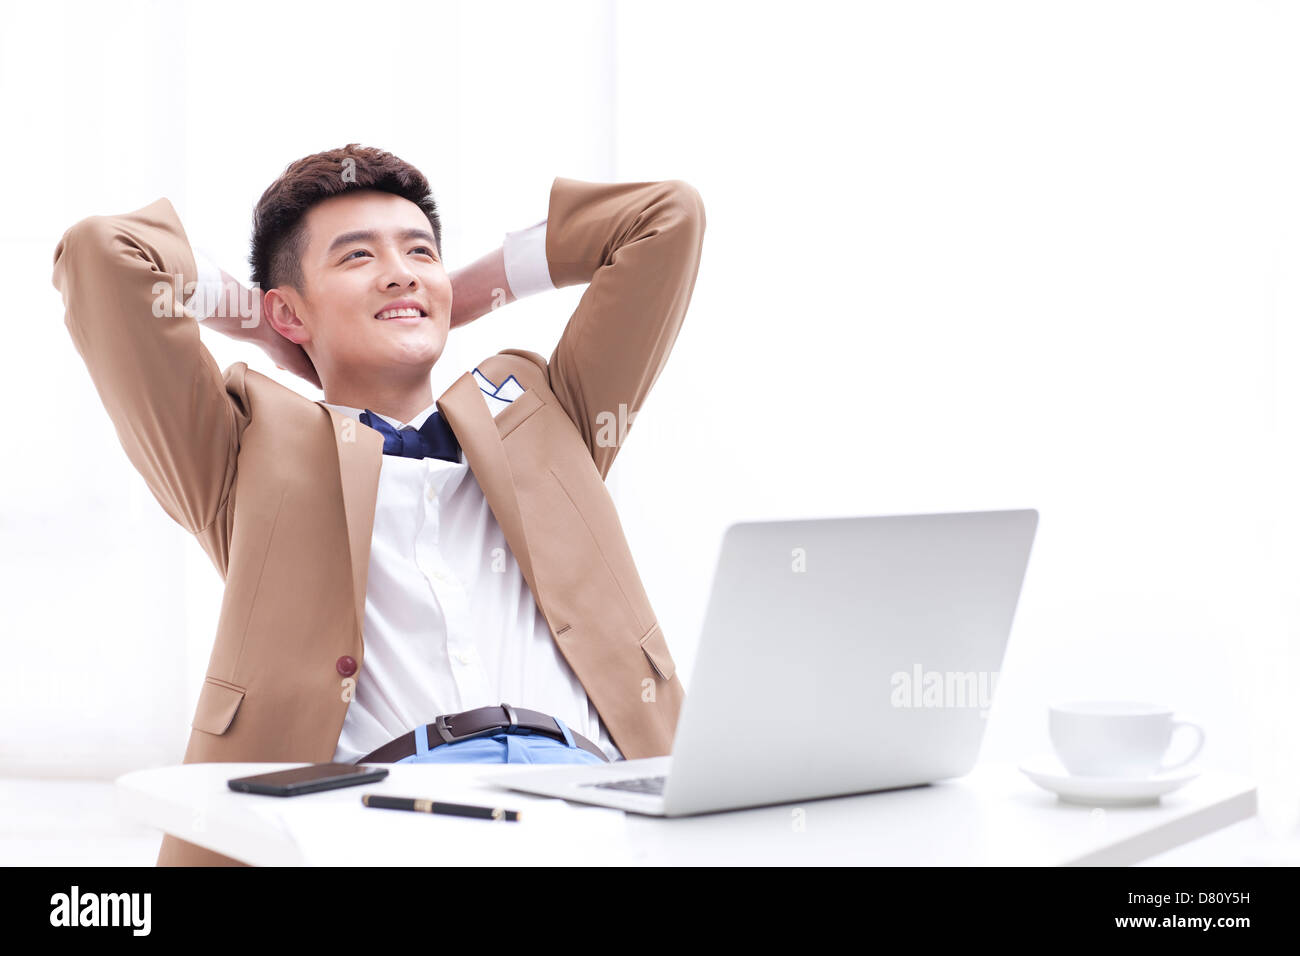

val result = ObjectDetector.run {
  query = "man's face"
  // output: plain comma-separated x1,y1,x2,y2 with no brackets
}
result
267,189,452,386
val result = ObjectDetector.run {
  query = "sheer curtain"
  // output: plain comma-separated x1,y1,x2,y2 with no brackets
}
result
1,0,617,777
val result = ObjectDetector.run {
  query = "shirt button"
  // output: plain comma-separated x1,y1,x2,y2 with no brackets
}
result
455,652,471,665
425,484,437,502
335,655,357,677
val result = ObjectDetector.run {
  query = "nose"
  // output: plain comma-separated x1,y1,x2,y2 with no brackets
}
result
380,251,420,289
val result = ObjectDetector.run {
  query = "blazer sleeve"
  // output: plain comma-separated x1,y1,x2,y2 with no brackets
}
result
543,176,706,480
50,197,241,535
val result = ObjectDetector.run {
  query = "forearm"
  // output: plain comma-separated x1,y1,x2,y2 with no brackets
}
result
197,266,261,340
191,256,320,388
449,245,515,329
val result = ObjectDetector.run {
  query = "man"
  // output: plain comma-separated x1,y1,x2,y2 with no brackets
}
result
51,143,705,866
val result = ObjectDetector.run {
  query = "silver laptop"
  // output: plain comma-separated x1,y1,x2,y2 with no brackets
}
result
478,509,1039,816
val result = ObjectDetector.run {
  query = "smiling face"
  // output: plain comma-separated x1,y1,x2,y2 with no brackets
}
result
262,189,452,391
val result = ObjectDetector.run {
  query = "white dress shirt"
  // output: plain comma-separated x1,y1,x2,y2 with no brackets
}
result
186,218,623,763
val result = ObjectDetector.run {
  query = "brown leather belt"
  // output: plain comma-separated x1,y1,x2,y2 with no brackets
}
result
354,703,610,764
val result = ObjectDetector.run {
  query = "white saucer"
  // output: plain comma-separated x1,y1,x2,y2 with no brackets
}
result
1018,753,1200,806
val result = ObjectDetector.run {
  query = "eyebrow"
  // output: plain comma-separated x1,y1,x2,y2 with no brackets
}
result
326,228,438,257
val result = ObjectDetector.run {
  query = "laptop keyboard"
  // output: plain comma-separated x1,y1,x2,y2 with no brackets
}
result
579,774,667,795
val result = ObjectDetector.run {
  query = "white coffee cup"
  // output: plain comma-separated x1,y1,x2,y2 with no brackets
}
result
1049,700,1205,778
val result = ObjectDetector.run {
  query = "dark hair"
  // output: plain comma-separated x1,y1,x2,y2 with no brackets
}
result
249,143,442,295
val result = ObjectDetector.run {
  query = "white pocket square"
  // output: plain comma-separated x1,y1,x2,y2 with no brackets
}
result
473,368,526,419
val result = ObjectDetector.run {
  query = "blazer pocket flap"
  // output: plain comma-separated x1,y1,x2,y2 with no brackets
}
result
494,388,544,438
192,677,246,735
639,624,676,681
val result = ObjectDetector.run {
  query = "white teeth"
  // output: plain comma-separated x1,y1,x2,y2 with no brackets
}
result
376,307,424,320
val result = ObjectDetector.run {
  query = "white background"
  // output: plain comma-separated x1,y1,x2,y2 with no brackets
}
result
0,0,1295,859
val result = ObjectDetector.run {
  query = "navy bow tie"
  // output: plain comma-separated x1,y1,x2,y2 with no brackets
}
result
359,409,462,463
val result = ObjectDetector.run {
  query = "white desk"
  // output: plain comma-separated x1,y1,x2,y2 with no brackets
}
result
114,760,1256,866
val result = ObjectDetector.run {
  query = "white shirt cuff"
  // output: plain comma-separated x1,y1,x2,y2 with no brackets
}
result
186,245,226,320
502,219,554,299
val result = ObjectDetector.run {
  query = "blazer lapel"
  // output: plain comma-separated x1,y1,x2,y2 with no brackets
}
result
437,371,540,598
323,405,383,637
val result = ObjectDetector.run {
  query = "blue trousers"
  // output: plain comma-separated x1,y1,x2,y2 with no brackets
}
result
394,716,609,765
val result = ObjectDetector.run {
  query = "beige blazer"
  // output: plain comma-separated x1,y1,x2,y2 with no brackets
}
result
51,175,706,866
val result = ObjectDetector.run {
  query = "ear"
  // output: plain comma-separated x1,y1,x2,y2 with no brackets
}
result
262,288,311,346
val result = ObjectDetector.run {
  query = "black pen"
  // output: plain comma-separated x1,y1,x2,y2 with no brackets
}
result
362,793,522,821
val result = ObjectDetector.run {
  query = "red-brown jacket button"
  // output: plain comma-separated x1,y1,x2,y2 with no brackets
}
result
336,655,357,677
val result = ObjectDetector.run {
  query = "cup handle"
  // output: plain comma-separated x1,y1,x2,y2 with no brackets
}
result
1155,717,1205,773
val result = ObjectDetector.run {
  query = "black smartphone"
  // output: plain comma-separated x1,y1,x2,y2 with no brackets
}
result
228,763,389,796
